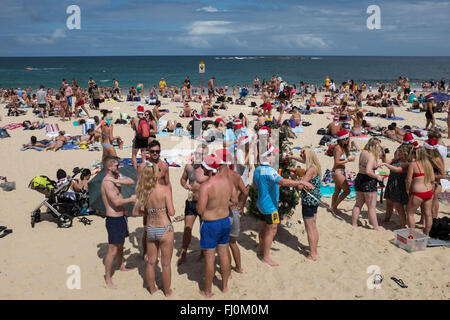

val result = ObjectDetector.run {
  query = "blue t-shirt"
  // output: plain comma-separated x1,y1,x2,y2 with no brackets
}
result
253,165,282,215
224,128,237,157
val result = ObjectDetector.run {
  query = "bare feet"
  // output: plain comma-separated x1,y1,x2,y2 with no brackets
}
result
149,287,158,295
119,264,133,271
234,267,244,274
222,286,228,294
307,254,319,261
261,256,279,267
177,251,187,266
374,226,386,231
199,290,213,298
164,289,173,297
105,278,117,289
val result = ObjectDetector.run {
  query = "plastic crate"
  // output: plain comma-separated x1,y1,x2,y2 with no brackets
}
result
394,228,429,252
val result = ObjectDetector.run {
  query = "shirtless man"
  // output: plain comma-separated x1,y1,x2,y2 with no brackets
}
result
101,156,136,289
197,154,236,298
137,139,171,258
215,148,248,274
327,115,342,137
74,86,90,118
207,77,215,103
177,144,209,265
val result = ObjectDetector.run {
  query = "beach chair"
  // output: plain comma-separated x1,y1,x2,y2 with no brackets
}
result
45,123,60,138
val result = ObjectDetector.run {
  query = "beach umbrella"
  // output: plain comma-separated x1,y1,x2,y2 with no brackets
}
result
88,166,137,217
424,92,450,102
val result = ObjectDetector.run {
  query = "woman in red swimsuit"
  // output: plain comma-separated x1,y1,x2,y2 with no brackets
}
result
405,143,435,235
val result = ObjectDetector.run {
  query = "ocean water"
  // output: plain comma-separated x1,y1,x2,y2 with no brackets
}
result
0,56,449,90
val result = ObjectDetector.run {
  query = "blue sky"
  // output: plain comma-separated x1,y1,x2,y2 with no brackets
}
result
0,0,449,56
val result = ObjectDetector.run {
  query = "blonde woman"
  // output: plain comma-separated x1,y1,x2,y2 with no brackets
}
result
406,144,435,235
290,147,322,261
351,138,385,231
132,163,175,297
423,138,445,220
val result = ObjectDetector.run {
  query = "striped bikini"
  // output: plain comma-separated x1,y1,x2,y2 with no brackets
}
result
145,207,173,241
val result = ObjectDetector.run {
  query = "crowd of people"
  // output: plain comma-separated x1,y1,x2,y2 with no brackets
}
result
1,73,449,298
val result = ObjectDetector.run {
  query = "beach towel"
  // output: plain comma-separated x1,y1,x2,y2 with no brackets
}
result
46,123,60,138
352,134,371,141
155,131,169,137
21,146,45,151
61,142,80,150
427,238,450,247
378,116,405,121
2,123,22,130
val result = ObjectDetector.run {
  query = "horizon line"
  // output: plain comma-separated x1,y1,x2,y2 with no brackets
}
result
1,55,450,58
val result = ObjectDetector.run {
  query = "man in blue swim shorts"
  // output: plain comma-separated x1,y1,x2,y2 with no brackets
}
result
253,144,314,267
101,156,137,289
197,154,237,298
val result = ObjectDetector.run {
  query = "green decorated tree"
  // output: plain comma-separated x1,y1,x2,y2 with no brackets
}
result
247,124,300,218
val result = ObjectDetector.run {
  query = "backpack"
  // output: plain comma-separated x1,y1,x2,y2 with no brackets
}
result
136,118,150,139
429,217,450,240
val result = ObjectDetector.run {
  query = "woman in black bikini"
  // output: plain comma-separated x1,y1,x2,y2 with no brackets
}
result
382,144,411,228
351,138,385,231
133,163,175,297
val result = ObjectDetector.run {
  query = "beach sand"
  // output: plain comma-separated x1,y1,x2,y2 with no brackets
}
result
0,91,449,300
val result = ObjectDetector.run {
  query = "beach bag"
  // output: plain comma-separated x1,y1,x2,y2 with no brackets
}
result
250,101,257,108
136,118,150,139
429,217,450,240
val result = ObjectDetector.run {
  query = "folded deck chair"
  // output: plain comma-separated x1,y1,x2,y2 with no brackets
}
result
45,123,60,138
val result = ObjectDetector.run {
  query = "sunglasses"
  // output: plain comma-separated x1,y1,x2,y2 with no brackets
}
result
149,149,161,154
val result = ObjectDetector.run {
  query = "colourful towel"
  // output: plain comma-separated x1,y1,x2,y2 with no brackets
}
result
2,123,23,130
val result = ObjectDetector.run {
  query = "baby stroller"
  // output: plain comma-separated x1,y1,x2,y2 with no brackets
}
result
29,167,83,228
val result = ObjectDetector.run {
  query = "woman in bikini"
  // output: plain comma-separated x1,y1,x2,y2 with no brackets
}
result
133,163,175,297
423,138,446,221
144,110,158,144
351,138,385,231
331,129,355,215
406,143,435,235
382,144,411,228
97,120,121,163
350,111,364,136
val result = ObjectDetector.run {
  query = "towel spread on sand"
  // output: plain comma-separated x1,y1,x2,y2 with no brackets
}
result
2,123,23,130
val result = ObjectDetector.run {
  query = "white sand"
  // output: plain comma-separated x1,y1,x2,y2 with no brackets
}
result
0,91,449,299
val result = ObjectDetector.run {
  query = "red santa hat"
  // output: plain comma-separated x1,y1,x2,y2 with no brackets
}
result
402,132,415,144
201,154,220,173
233,119,242,129
423,138,438,150
214,148,233,165
258,126,271,136
260,144,280,158
413,141,421,150
337,129,350,140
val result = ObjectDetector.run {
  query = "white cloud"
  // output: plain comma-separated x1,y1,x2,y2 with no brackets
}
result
186,21,235,35
17,28,67,45
196,5,220,13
